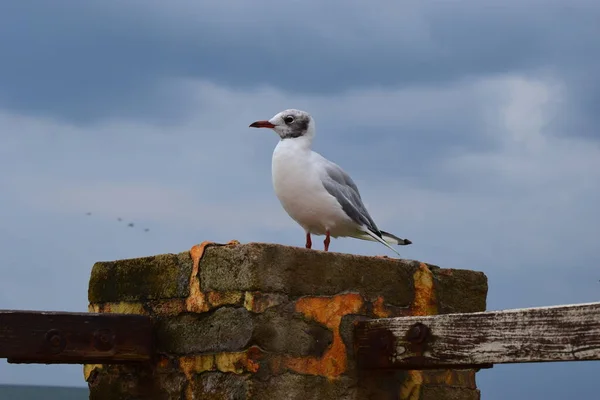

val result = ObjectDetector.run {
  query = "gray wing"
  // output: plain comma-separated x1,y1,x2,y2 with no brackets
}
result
320,160,381,235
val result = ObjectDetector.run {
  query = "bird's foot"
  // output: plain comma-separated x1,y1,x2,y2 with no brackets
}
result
305,232,312,249
324,231,330,251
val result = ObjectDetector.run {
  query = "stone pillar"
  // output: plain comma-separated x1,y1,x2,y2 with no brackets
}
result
85,241,487,400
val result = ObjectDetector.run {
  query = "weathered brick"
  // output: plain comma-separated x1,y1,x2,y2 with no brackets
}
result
88,364,187,400
250,373,354,400
86,242,488,400
421,386,481,400
252,307,333,357
432,267,488,314
89,251,192,303
156,307,253,354
200,243,418,307
244,292,288,313
193,372,249,399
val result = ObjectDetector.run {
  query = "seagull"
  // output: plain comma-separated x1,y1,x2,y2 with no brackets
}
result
249,109,411,256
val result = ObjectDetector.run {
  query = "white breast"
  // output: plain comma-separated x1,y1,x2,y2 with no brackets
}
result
271,139,355,237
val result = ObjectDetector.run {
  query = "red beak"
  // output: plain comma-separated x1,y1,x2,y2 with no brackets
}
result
249,120,275,128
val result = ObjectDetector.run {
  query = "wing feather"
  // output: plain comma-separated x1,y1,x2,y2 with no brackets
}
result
319,159,381,236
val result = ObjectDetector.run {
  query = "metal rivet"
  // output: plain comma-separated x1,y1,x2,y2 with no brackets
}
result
44,329,66,354
93,328,115,351
406,322,430,344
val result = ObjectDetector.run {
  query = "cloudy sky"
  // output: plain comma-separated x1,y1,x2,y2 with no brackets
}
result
1,1,599,398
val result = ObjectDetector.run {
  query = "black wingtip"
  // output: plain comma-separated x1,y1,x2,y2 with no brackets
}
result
380,230,412,246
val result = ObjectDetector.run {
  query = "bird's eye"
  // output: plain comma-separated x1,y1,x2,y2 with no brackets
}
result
284,116,294,124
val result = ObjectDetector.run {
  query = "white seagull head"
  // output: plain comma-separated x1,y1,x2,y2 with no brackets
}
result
249,109,315,141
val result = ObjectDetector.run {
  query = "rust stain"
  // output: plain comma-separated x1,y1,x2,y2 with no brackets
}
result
399,370,424,400
280,293,364,379
411,263,438,316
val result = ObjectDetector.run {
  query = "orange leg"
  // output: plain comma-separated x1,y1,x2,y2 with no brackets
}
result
305,232,312,249
324,230,331,251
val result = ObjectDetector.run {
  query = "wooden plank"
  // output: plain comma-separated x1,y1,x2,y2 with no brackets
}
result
0,310,153,364
355,302,600,370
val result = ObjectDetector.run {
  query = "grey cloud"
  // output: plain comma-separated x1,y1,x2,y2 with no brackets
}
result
1,0,599,124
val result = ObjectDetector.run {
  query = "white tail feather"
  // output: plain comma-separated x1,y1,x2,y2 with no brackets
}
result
362,229,402,256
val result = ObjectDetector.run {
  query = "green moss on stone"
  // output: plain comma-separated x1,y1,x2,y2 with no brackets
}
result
88,364,187,400
252,306,333,357
432,267,488,314
420,386,481,400
200,243,418,307
250,373,354,399
155,307,254,354
193,372,249,399
88,251,192,303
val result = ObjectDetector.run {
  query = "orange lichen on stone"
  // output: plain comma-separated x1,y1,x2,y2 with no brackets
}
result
421,369,477,389
372,296,411,318
179,346,263,377
399,370,424,400
207,291,243,307
186,240,241,314
372,296,391,318
411,263,438,316
88,302,146,315
155,355,172,371
147,299,187,316
83,364,103,381
243,291,288,313
186,242,212,313
280,293,364,379
180,354,216,378
396,263,440,399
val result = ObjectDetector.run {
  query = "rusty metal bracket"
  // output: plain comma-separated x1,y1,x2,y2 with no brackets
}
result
0,309,153,364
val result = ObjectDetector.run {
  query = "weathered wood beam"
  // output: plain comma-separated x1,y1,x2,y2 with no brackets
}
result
355,302,600,370
0,310,153,364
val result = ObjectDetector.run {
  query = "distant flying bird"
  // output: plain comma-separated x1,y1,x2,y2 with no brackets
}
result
144,228,150,232
128,223,134,227
249,109,411,256
117,217,122,222
86,212,92,216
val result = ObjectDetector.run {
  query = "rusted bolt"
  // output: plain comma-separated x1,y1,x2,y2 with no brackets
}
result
406,322,430,344
93,328,115,351
44,329,66,354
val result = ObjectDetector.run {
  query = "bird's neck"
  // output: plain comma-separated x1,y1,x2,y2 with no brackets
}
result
278,134,313,151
